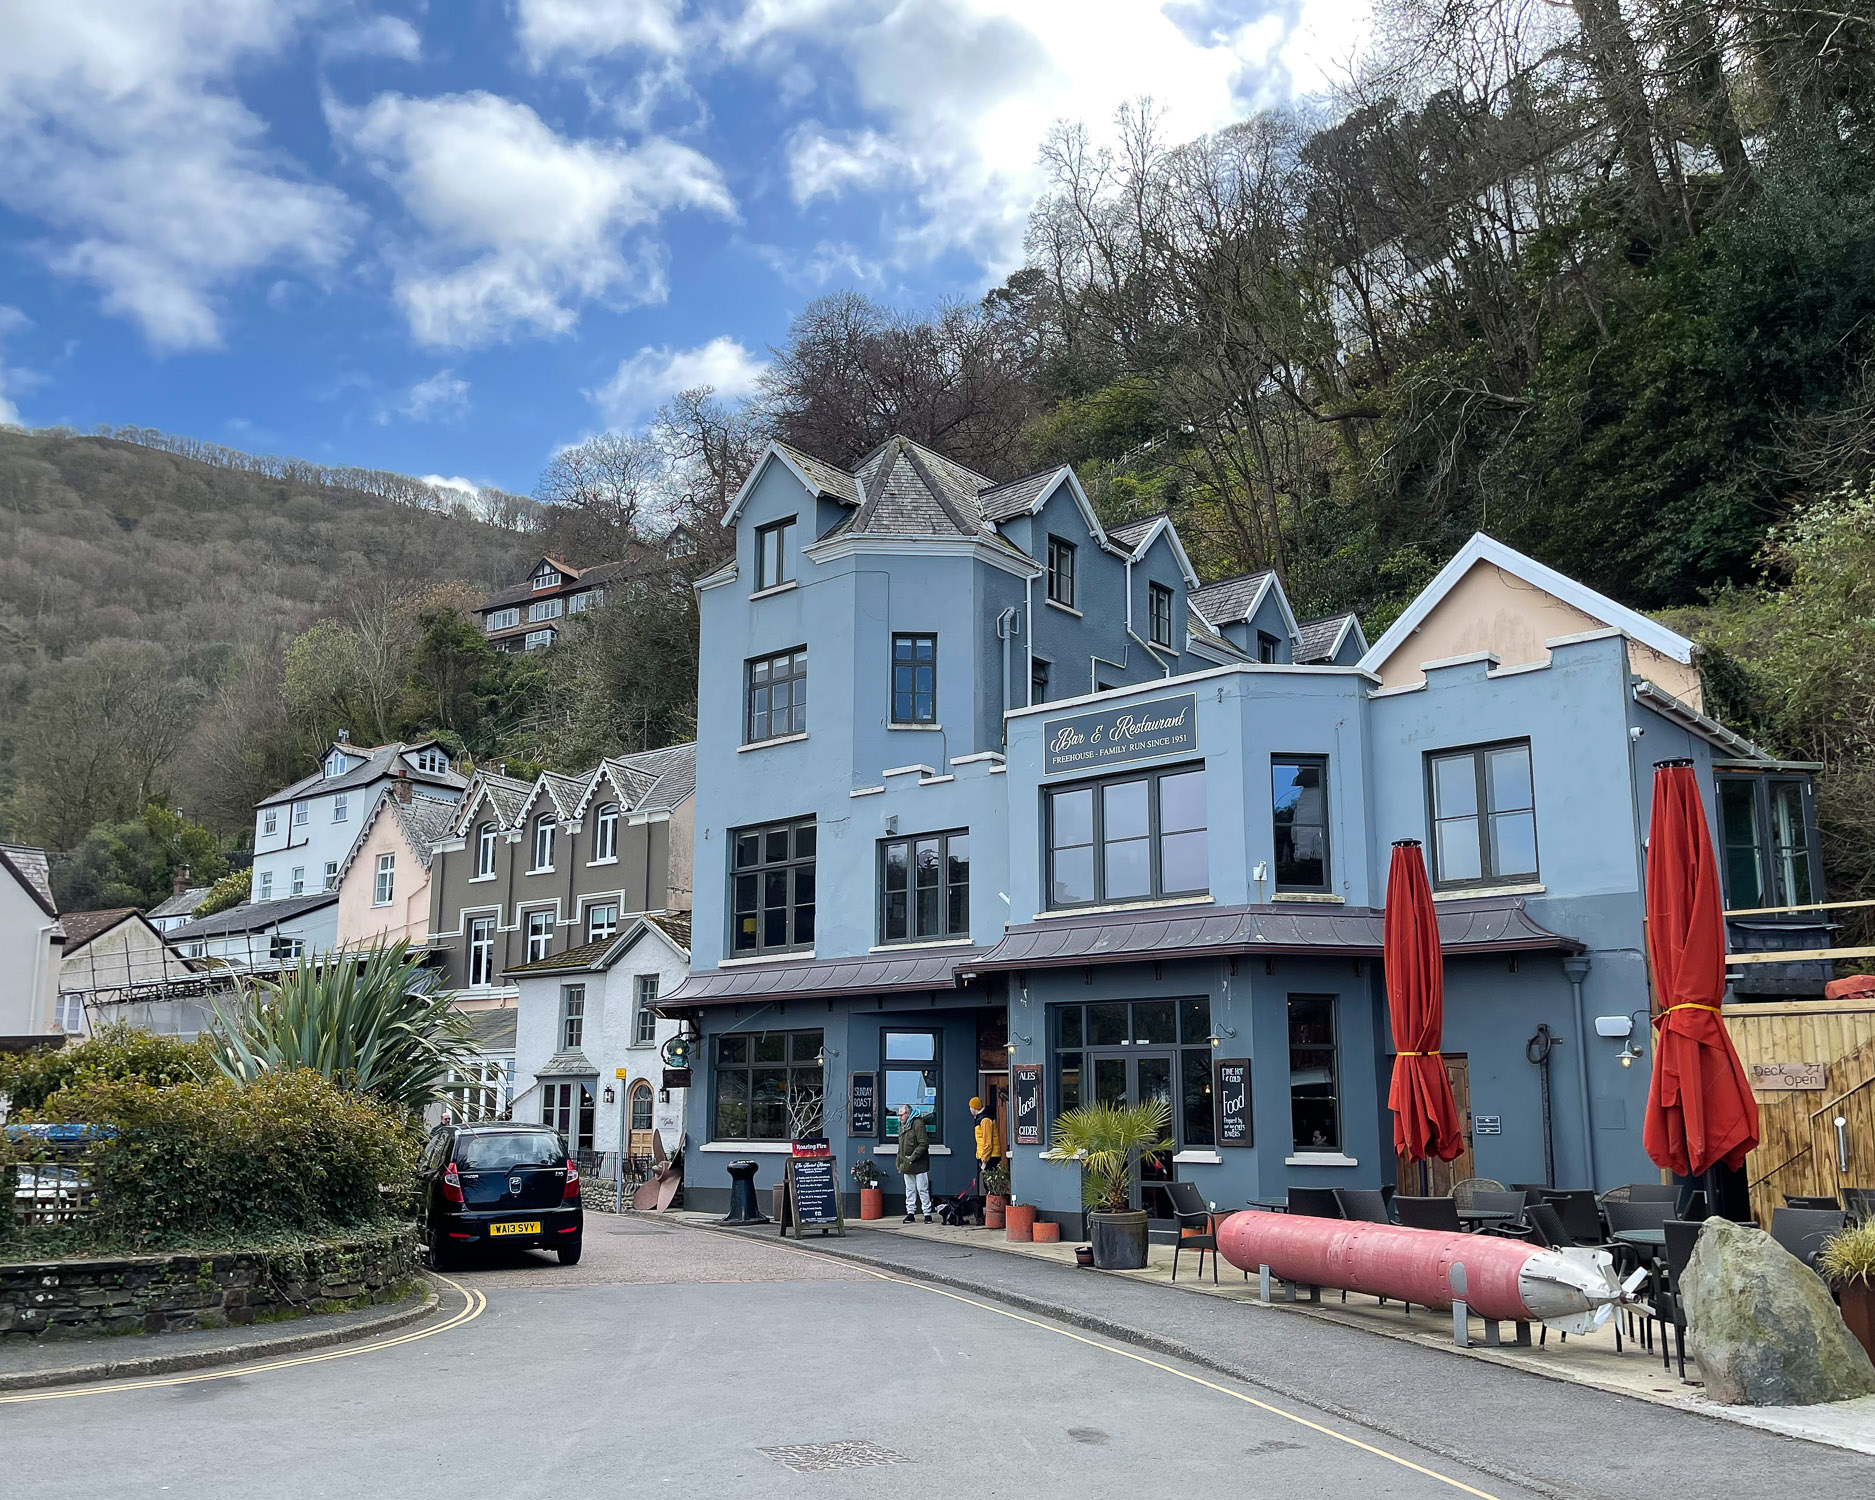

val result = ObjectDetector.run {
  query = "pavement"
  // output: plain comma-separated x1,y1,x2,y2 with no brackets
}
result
2,1213,1869,1499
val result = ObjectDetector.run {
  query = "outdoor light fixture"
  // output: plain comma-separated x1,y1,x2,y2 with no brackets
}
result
1614,1008,1650,1068
1006,1032,1032,1053
1207,1025,1238,1048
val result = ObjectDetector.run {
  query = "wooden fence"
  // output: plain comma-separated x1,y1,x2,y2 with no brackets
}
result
1722,998,1875,1225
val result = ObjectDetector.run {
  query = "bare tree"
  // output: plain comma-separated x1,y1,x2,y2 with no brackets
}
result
532,432,666,563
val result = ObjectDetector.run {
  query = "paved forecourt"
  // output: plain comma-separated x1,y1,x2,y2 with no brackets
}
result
1,1214,1535,1500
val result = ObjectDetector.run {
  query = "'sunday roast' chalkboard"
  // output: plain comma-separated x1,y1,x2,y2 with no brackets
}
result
1216,1059,1252,1146
781,1154,845,1237
848,1071,876,1136
1012,1064,1042,1146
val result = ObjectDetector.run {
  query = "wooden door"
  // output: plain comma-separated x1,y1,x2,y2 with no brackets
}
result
1422,1056,1476,1197
627,1081,657,1165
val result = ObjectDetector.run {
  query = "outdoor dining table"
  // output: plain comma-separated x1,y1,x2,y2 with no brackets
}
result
1611,1227,1667,1249
1455,1208,1518,1227
1246,1198,1290,1213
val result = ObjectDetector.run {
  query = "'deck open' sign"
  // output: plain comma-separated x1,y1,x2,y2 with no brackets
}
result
1043,692,1197,776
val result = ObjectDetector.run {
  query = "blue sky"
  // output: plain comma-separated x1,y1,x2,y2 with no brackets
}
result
0,2,1363,498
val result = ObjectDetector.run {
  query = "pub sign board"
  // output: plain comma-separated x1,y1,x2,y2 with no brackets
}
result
1215,1060,1251,1147
1043,692,1197,776
849,1071,877,1136
1012,1064,1043,1146
781,1153,845,1237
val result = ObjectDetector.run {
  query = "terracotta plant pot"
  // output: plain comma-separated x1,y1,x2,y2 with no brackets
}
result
985,1193,1008,1231
1074,1246,1095,1268
1031,1220,1062,1244
1841,1281,1875,1363
859,1187,884,1221
1006,1203,1038,1242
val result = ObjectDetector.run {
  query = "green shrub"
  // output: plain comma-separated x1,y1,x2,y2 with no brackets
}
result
0,1024,212,1114
192,865,250,918
37,1068,419,1248
1820,1221,1875,1288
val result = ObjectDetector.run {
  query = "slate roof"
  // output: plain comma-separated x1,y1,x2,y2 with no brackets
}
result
457,769,536,835
502,914,692,978
978,468,1063,522
958,896,1583,977
1189,570,1275,626
1107,514,1166,550
147,886,210,921
647,913,691,953
536,770,589,820
537,1047,598,1077
479,556,674,616
462,1008,517,1052
773,440,863,504
56,908,141,953
609,743,695,815
167,893,338,942
1184,606,1244,658
0,844,58,922
1295,613,1362,664
662,947,986,1009
340,790,461,884
258,741,467,808
505,938,613,975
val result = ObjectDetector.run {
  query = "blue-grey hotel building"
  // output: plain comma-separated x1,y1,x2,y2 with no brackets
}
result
663,436,1829,1229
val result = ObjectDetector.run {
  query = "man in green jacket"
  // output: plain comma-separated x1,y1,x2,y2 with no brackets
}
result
895,1104,933,1223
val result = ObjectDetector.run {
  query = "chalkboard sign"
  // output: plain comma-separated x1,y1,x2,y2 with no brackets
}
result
1012,1064,1042,1146
1216,1059,1251,1147
849,1071,877,1136
781,1153,845,1237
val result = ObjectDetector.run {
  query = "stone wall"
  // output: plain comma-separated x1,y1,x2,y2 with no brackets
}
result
0,1226,417,1342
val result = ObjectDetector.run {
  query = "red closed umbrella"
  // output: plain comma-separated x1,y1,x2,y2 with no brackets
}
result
1385,840,1465,1168
1642,761,1760,1177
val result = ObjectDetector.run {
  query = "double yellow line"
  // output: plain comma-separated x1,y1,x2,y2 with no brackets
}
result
0,1274,485,1406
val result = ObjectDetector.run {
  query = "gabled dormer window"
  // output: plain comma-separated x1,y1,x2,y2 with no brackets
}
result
756,517,796,591
325,751,347,778
532,816,555,872
532,564,562,590
476,822,497,878
410,747,448,775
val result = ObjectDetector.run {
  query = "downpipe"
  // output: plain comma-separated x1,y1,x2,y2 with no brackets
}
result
1562,955,1597,1187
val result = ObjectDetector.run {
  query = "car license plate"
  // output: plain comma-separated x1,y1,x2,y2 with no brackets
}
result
489,1221,540,1237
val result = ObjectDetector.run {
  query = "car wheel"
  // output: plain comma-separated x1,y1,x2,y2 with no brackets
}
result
557,1238,583,1266
428,1226,453,1271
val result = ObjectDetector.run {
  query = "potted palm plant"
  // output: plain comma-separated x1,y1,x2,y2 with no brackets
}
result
851,1157,884,1220
983,1159,1011,1229
1050,1098,1172,1270
1820,1219,1875,1361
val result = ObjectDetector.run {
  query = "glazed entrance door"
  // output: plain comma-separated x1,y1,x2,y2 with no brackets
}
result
1087,1051,1177,1220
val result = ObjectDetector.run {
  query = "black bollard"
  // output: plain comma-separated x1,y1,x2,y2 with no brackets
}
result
721,1159,770,1224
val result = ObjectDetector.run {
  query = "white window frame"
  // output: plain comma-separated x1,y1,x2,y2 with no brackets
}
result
487,607,519,631
593,804,619,862
532,566,561,590
476,822,497,877
468,916,496,987
323,860,339,891
529,597,563,623
532,817,555,872
333,793,348,822
293,803,308,827
524,629,554,650
526,909,554,963
560,983,586,1049
263,808,278,836
291,866,305,897
258,871,274,901
374,853,395,907
587,903,619,943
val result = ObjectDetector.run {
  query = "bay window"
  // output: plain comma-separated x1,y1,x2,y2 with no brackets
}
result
1046,765,1206,908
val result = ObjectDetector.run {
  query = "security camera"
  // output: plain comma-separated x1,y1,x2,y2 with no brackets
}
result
1629,726,1645,741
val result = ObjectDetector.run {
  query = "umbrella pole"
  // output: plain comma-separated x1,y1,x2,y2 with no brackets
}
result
1419,1159,1428,1196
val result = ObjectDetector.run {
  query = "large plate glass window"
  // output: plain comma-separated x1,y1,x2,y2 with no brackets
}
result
1148,582,1173,648
1051,999,1216,1193
879,830,969,943
1046,765,1206,908
1288,995,1339,1151
746,647,808,743
1427,741,1537,890
712,1029,824,1141
731,818,816,956
891,633,937,724
1046,536,1075,608
1271,756,1330,892
881,1030,942,1141
756,516,796,591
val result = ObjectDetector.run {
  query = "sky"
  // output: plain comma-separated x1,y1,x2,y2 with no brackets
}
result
0,1,1368,498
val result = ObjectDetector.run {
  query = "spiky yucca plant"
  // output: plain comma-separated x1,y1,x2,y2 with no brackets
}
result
211,941,475,1112
1049,1098,1173,1214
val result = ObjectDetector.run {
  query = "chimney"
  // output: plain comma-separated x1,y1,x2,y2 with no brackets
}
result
393,767,413,804
337,729,351,744
172,867,190,897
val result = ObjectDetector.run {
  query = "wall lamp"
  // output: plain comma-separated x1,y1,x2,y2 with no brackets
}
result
602,1085,616,1105
1206,1026,1238,1048
1595,1008,1653,1068
1006,1033,1032,1054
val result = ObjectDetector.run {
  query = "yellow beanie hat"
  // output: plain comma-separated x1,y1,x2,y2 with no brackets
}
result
969,1097,983,1110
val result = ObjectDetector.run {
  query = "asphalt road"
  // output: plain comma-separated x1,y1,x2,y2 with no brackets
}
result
0,1218,1863,1500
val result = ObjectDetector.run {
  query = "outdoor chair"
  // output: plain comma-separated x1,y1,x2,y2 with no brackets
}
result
1771,1206,1847,1273
1785,1194,1842,1211
1604,1199,1675,1235
1604,1183,1679,1205
1469,1189,1530,1222
1677,1190,1709,1222
1510,1202,1627,1351
1394,1195,1462,1232
1166,1180,1220,1285
1333,1188,1394,1224
1542,1190,1604,1244
1288,1187,1345,1219
1652,1220,1704,1380
1450,1177,1505,1212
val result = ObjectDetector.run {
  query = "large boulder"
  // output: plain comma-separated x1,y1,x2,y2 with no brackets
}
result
1682,1217,1875,1406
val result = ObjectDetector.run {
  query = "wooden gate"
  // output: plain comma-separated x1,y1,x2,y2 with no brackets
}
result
1722,999,1875,1225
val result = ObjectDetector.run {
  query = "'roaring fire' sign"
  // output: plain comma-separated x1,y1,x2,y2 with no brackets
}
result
1043,692,1197,775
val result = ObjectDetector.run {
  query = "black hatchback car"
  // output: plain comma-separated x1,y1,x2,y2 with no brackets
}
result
418,1122,583,1267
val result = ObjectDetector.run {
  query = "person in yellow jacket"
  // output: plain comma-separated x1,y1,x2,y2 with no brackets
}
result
970,1096,1003,1198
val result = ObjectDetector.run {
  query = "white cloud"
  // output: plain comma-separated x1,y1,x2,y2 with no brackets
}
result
0,306,30,426
514,0,686,65
593,335,767,428
421,473,483,497
754,238,884,292
720,0,1370,271
0,2,356,349
400,368,470,422
329,89,735,347
322,14,423,62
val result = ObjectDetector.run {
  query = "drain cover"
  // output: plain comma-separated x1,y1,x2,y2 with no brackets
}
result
760,1440,913,1473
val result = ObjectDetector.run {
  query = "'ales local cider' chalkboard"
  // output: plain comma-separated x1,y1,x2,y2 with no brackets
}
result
1216,1060,1251,1146
1012,1064,1042,1146
782,1154,845,1237
848,1072,877,1136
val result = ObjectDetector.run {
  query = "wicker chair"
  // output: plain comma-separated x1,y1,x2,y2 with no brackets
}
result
1449,1177,1505,1212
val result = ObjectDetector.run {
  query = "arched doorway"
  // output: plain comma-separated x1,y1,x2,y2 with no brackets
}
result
628,1081,656,1165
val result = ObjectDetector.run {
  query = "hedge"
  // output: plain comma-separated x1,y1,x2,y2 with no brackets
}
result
0,1025,213,1114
